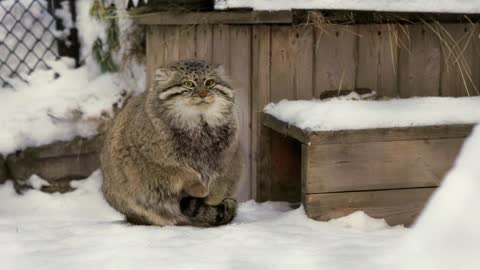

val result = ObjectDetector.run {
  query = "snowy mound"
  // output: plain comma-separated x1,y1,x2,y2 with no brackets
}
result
215,0,480,13
0,58,125,156
264,97,480,131
392,125,480,270
0,171,405,270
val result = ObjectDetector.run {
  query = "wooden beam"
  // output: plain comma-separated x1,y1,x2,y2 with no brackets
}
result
262,112,474,144
309,124,474,144
262,113,311,144
304,137,463,193
135,11,293,25
304,188,436,226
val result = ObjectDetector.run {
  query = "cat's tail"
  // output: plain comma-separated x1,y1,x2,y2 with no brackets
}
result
180,197,237,227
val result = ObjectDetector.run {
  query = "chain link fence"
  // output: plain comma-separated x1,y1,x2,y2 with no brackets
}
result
0,0,79,88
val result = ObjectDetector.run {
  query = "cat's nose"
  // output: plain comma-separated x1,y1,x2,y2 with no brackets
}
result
198,90,209,98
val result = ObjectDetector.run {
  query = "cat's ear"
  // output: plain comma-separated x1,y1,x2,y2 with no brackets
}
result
214,64,227,78
151,67,173,91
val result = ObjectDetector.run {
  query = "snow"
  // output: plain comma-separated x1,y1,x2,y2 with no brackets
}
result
264,97,480,131
0,0,145,156
17,174,51,189
0,170,406,270
76,0,109,77
215,0,480,13
0,57,125,156
389,125,480,270
3,126,480,269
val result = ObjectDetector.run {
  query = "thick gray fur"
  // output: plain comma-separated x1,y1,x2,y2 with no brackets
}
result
101,60,243,227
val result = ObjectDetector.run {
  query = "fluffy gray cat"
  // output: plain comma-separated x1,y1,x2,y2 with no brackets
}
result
101,60,243,227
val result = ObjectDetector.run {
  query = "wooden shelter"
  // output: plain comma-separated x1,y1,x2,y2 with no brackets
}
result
131,0,480,223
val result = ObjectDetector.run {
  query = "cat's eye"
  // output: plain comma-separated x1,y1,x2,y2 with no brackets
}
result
205,79,215,87
183,81,195,88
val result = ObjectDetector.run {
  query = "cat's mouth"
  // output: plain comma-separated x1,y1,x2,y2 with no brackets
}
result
191,97,214,106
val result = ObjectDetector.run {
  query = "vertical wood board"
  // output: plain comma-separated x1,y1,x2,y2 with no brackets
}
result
398,24,442,97
440,24,480,97
356,24,399,97
314,25,358,96
229,25,253,201
252,25,272,201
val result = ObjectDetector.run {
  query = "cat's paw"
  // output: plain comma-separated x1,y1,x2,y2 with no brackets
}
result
215,198,237,225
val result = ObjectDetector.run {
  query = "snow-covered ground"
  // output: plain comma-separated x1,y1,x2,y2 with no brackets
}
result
264,97,480,131
214,0,480,13
2,125,480,269
0,171,406,270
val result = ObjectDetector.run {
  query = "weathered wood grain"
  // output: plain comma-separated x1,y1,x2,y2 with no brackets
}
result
304,138,464,193
145,26,166,88
440,24,479,97
212,25,231,71
304,188,436,226
270,26,296,101
356,24,399,97
229,26,252,201
314,25,358,97
294,26,314,99
398,24,442,97
262,112,474,144
269,26,303,202
135,11,293,25
252,25,272,201
195,24,213,61
309,124,474,145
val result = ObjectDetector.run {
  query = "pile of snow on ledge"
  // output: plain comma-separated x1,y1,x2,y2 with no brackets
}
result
215,0,480,13
0,170,405,270
264,97,480,131
0,58,125,156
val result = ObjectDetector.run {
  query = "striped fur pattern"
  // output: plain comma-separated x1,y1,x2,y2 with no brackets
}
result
101,60,243,227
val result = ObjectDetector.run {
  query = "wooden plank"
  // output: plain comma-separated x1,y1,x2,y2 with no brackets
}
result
270,132,302,202
356,24,399,97
262,113,310,143
314,25,358,97
262,112,474,144
212,25,230,71
252,25,271,201
162,26,182,64
135,11,293,25
269,26,302,202
270,26,295,101
304,138,464,193
310,124,474,145
294,26,314,99
195,24,213,61
304,188,436,226
398,24,442,97
440,24,480,97
229,26,252,202
177,25,196,60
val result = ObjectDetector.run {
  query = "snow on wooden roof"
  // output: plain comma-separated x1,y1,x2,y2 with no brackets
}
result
215,0,480,14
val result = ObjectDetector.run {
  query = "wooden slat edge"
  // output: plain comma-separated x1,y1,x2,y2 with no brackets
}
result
304,188,436,226
262,113,310,143
310,124,475,144
135,11,293,25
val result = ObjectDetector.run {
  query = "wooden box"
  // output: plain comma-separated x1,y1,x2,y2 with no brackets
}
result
263,113,474,226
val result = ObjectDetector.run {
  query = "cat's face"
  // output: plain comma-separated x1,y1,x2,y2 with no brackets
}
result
152,60,235,128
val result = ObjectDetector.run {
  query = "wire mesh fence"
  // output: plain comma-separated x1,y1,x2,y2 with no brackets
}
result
0,0,79,88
